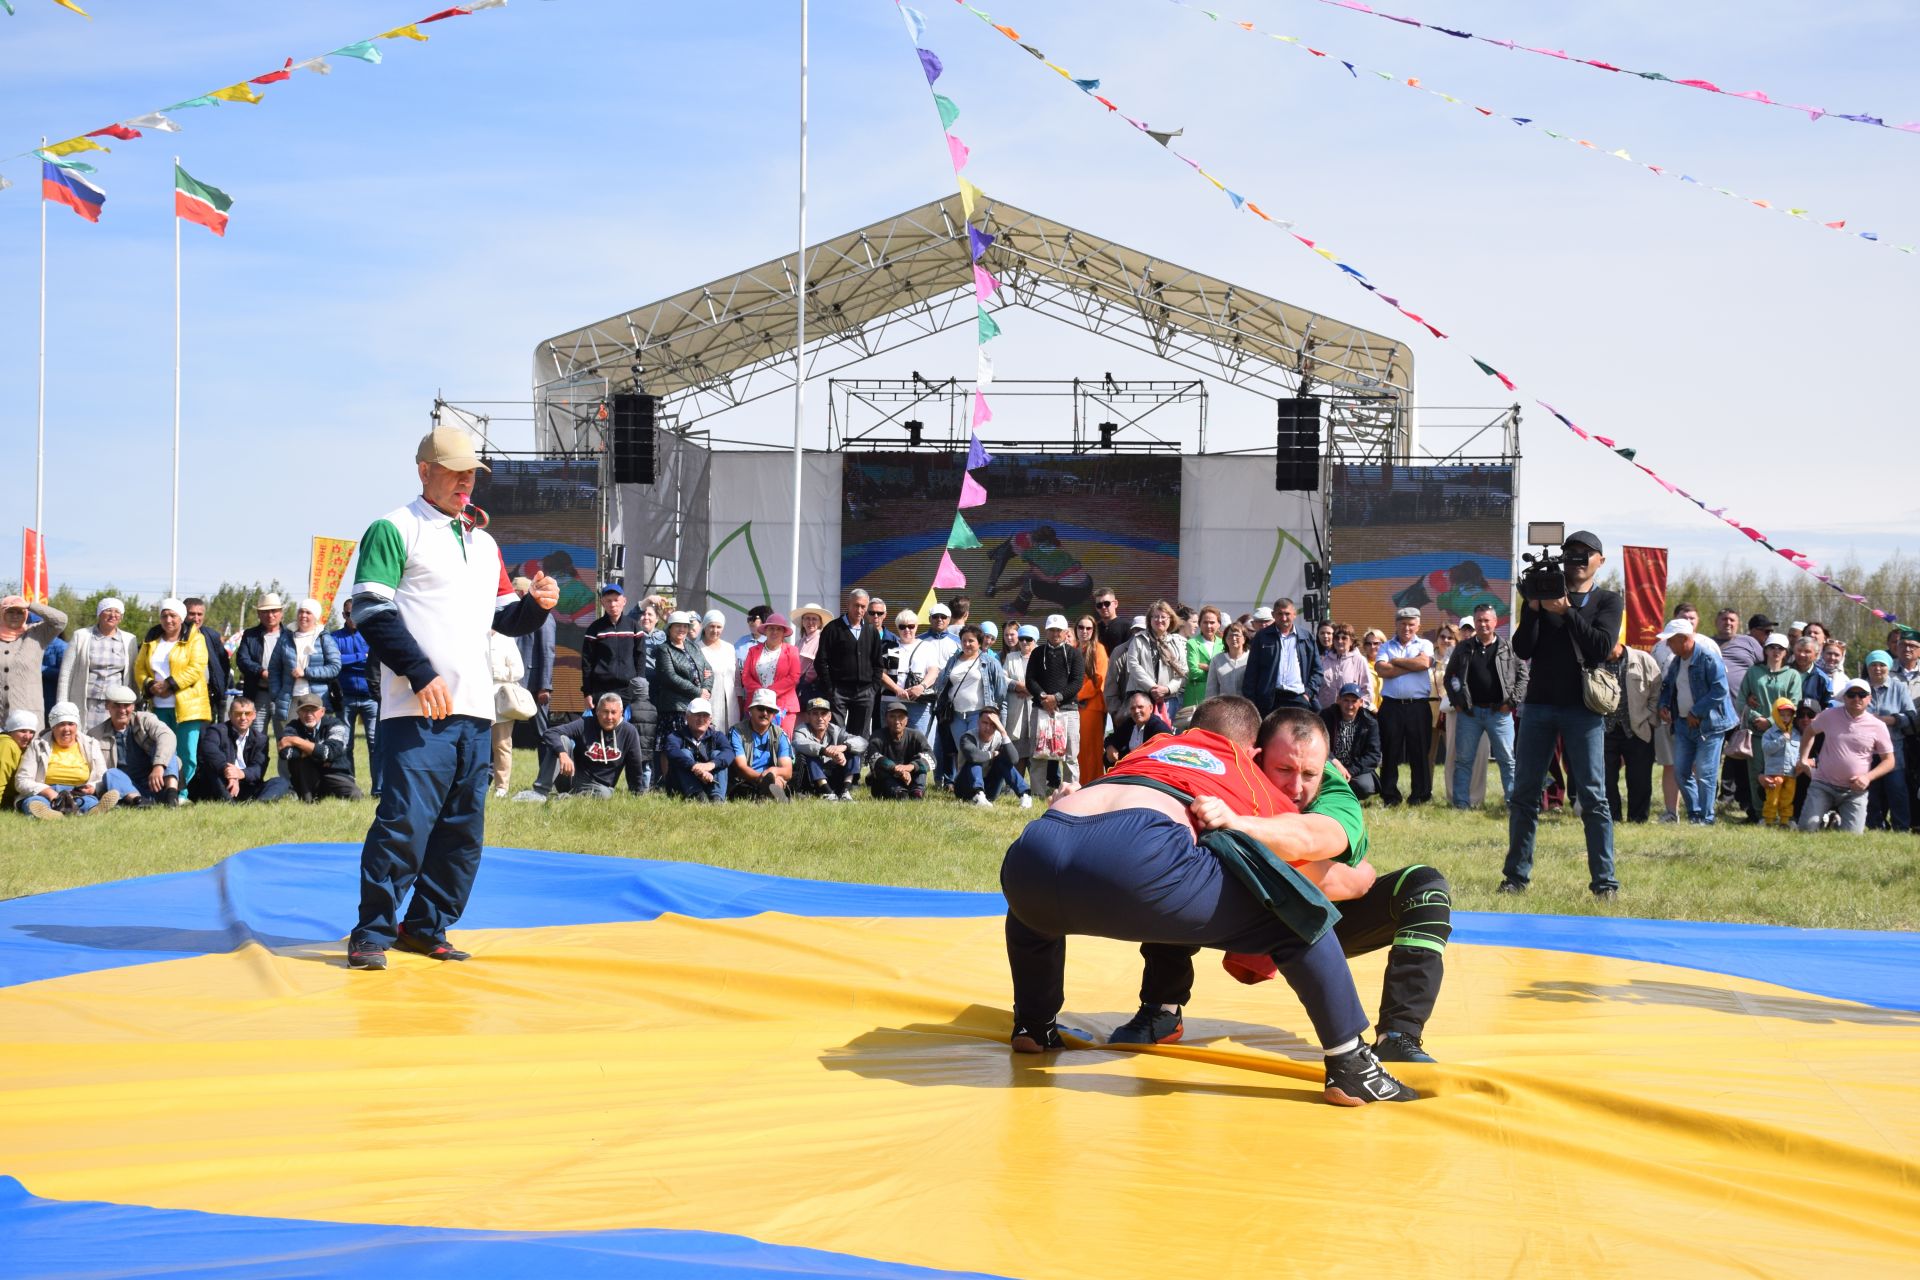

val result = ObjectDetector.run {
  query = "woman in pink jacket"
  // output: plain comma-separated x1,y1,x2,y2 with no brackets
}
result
739,612,805,721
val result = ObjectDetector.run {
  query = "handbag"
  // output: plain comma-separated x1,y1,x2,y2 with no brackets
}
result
495,682,537,722
1566,621,1621,716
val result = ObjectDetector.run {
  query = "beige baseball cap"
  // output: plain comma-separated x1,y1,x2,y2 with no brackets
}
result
416,426,489,473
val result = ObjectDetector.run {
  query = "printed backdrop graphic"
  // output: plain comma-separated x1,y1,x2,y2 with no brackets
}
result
472,459,600,715
1329,464,1516,636
843,452,1179,625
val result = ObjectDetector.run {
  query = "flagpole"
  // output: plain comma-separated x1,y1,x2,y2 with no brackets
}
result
171,157,182,598
787,0,807,614
35,136,47,581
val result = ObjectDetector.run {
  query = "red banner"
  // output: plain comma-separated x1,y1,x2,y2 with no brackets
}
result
21,528,47,603
1622,544,1668,650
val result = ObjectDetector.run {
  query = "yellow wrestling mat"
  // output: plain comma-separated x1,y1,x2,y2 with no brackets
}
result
6,899,1920,1279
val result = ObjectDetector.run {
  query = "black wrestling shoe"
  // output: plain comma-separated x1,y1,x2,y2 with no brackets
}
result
1107,1003,1184,1046
347,945,387,971
1010,1021,1064,1053
395,927,471,962
1374,1030,1436,1064
1324,1041,1419,1105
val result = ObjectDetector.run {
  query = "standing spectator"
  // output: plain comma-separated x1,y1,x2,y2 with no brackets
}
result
545,693,647,799
1024,614,1085,800
1316,622,1335,655
56,597,134,729
1104,689,1173,765
1791,637,1831,711
1756,698,1802,828
1657,619,1738,825
1601,641,1661,824
1802,620,1830,650
734,604,772,669
1373,607,1436,807
1814,641,1850,703
957,706,1032,808
1180,606,1225,725
1092,589,1129,657
1073,613,1108,786
333,598,382,794
662,696,734,802
793,602,830,705
730,688,793,801
652,611,714,735
277,693,363,802
486,629,525,798
1499,531,1624,898
1737,633,1803,821
816,588,884,741
135,599,212,794
1,710,36,802
1241,597,1321,715
792,695,863,800
40,633,66,719
1443,603,1524,808
1205,621,1251,700
1321,683,1383,798
1797,679,1895,833
1003,624,1036,746
1896,632,1920,827
889,610,935,739
948,595,973,633
0,594,69,728
1653,602,1704,821
192,697,280,803
512,576,555,733
183,598,232,722
700,610,740,736
1429,624,1458,778
935,624,1008,771
233,593,287,740
14,702,117,818
867,699,934,799
1358,630,1386,708
92,684,181,807
1862,650,1915,830
1316,624,1368,711
580,585,642,712
740,612,804,723
1105,602,1185,722
1246,605,1274,636
1715,610,1770,819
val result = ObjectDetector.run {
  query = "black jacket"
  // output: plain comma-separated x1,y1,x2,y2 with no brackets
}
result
1321,705,1384,776
1097,615,1131,659
1025,641,1086,708
816,615,884,693
1513,589,1623,708
277,713,356,781
1443,634,1529,711
579,613,646,698
1105,714,1174,759
192,720,268,798
869,725,935,773
232,624,282,701
543,716,646,792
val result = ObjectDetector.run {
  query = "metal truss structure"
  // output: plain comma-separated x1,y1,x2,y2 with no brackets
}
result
531,194,1415,460
826,377,1205,454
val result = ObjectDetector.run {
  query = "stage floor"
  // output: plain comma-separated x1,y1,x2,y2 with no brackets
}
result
5,846,1919,1279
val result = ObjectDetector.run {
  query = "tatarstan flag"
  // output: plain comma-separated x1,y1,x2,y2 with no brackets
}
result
174,164,233,236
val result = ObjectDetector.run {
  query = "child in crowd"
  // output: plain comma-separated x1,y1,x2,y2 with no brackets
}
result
1758,697,1801,828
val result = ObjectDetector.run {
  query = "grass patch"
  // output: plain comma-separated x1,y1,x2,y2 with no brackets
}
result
6,751,1917,931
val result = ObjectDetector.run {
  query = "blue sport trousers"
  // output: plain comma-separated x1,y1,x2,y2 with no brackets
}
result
354,714,490,950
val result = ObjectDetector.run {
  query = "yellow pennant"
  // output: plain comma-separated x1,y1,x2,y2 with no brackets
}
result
210,82,265,104
51,0,92,15
958,177,984,219
918,585,940,624
379,23,429,41
43,136,107,156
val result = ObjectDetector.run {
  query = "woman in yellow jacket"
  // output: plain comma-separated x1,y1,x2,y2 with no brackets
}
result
135,597,212,790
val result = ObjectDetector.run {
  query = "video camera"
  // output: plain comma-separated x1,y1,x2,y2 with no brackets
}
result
1517,521,1591,603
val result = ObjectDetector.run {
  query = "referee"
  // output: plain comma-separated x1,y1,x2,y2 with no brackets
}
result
1373,607,1436,806
346,427,557,970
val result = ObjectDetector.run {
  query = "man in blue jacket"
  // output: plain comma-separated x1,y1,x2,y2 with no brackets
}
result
1241,597,1323,716
1657,617,1738,825
332,599,380,794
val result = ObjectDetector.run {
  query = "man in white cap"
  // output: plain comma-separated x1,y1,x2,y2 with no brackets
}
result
345,426,558,970
1655,617,1739,825
234,592,289,741
1023,614,1086,800
729,687,794,801
661,695,734,802
0,594,68,728
57,597,135,730
91,683,181,807
1797,677,1896,833
1371,606,1435,806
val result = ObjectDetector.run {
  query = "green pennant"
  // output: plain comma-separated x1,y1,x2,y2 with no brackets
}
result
978,306,1001,342
948,512,983,550
1614,447,1638,462
934,94,960,129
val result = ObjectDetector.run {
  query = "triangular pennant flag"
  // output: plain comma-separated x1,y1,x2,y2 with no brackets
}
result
900,4,927,43
1072,78,1101,92
42,136,107,157
209,82,265,104
917,48,943,84
958,472,988,509
36,151,97,173
946,133,970,171
332,41,383,62
948,512,983,550
51,0,89,14
966,432,994,471
1146,126,1183,146
977,306,1000,342
87,124,141,141
252,58,296,85
933,550,967,588
1613,447,1637,462
973,264,1000,301
378,23,429,41
294,57,333,74
976,347,994,387
957,177,984,219
967,223,995,261
0,175,11,192
918,585,940,622
126,112,182,131
422,6,474,21
972,391,993,428
934,94,960,129
1471,359,1515,391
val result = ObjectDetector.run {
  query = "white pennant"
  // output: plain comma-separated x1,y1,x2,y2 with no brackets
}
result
125,112,182,133
976,347,995,388
294,57,333,74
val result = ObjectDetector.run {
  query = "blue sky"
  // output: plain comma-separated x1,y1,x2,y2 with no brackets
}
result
1,0,1914,599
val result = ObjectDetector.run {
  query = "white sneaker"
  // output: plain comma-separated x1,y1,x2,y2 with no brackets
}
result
819,790,839,802
836,790,855,803
972,793,993,808
493,788,508,799
1019,794,1033,809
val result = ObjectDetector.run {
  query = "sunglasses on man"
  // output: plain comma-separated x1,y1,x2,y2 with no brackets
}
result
1845,690,1871,699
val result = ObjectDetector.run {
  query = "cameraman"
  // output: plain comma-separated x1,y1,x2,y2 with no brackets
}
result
1498,530,1624,900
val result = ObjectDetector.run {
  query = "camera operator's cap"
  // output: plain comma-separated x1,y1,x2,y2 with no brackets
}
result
805,697,832,712
1251,606,1274,622
1657,617,1695,639
416,425,489,472
1338,682,1366,699
1043,613,1069,632
749,688,779,710
255,592,284,612
1845,677,1872,695
685,697,713,716
104,684,138,705
47,702,79,728
3,709,37,734
927,601,952,618
1564,530,1604,554
598,583,624,597
292,693,326,712
1764,632,1790,651
1395,606,1422,620
1017,624,1040,641
1748,613,1776,630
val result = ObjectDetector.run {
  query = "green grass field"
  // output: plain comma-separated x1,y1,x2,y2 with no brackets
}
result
6,750,1917,931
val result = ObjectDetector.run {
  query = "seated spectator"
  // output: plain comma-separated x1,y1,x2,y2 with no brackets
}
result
792,696,864,800
958,706,1033,809
193,697,282,803
1103,689,1173,766
730,689,794,802
1798,679,1895,833
92,684,182,807
14,702,118,819
543,692,646,799
661,696,734,803
1321,682,1384,798
276,693,363,802
1,710,38,801
867,699,934,800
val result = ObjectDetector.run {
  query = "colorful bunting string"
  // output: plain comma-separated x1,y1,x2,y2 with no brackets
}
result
1,2,507,181
1292,0,1920,135
897,2,1008,616
1166,2,1909,256
2,0,92,17
956,0,1902,626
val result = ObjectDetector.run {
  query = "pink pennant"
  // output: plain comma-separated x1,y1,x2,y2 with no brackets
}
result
1730,90,1773,103
947,133,970,172
1592,434,1616,448
933,550,967,589
958,472,988,509
973,265,1000,301
972,391,993,428
1675,79,1722,92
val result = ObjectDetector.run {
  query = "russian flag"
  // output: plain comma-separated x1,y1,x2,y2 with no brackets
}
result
41,161,105,223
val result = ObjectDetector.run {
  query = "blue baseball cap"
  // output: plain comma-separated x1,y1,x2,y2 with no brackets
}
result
1338,682,1366,699
599,583,624,596
1017,624,1040,640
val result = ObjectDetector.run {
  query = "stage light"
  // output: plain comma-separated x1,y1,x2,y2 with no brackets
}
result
1098,421,1118,448
906,419,925,447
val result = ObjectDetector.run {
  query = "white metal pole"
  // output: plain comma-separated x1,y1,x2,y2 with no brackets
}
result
35,137,47,583
172,158,182,598
787,0,808,613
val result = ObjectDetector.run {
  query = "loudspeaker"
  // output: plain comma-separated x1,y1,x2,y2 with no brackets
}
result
1275,396,1321,491
610,393,657,485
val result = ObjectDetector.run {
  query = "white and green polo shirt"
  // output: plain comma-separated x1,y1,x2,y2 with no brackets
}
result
353,496,516,722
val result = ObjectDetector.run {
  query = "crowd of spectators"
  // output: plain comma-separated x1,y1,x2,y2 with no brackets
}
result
4,581,1915,837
